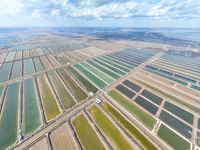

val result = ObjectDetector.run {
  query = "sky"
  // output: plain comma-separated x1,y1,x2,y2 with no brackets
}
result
0,0,200,28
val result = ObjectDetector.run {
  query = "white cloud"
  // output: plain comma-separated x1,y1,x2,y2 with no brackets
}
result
0,0,23,16
32,9,40,18
0,0,200,21
51,9,60,16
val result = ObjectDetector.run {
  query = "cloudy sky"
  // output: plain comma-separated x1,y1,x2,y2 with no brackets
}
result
0,0,200,28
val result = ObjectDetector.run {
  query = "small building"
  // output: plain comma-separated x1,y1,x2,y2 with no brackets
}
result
96,98,102,104
89,92,94,97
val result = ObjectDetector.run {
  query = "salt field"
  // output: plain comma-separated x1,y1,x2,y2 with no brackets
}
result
0,28,199,150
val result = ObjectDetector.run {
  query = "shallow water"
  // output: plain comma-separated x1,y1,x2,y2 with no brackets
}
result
66,66,98,93
158,124,190,150
164,101,194,125
80,62,114,84
10,60,22,80
141,89,163,105
56,57,67,65
5,51,15,62
86,60,120,79
135,96,158,115
41,48,50,55
0,62,12,83
92,58,126,75
116,84,136,98
123,80,141,92
24,59,35,76
159,110,192,139
48,71,76,110
37,74,60,121
33,57,44,72
0,82,19,150
74,64,107,89
72,113,106,150
23,78,42,135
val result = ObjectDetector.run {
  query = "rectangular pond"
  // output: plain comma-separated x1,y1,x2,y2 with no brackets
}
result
80,62,114,84
39,56,52,70
52,47,60,53
0,86,4,98
37,74,60,121
23,50,30,59
109,54,139,66
157,124,190,150
47,55,61,68
10,60,22,80
159,110,192,139
29,49,37,57
102,56,134,70
198,118,200,129
113,53,143,65
136,79,200,114
143,68,188,86
72,113,106,150
15,51,22,60
92,58,126,76
86,60,120,79
48,71,76,110
190,84,200,92
88,105,134,150
116,51,148,61
0,62,12,83
109,54,140,65
5,51,15,62
163,101,194,125
50,123,78,150
66,66,98,93
23,77,42,135
56,57,68,65
33,57,44,72
0,53,7,63
107,55,137,67
141,89,163,105
35,48,44,56
116,84,136,98
0,82,19,150
24,59,35,76
74,64,107,89
197,132,200,147
97,57,131,72
123,80,141,92
41,48,50,55
102,102,158,150
135,96,158,115
57,68,88,101
46,48,55,54
108,90,156,129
